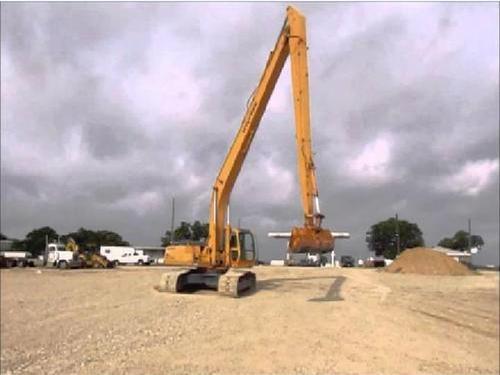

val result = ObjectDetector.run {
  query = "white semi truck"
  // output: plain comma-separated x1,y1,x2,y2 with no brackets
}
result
45,241,114,269
46,243,75,268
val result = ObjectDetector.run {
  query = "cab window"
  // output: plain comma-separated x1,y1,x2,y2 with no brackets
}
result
230,234,237,248
239,232,255,261
230,234,238,261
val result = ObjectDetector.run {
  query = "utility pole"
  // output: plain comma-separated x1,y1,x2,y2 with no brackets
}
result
468,218,472,253
255,234,259,264
171,197,176,243
44,234,49,266
395,213,400,255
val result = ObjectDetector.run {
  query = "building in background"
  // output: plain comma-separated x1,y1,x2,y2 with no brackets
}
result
0,240,14,252
432,246,472,265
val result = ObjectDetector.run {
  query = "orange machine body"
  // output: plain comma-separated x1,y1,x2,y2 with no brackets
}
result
164,6,333,273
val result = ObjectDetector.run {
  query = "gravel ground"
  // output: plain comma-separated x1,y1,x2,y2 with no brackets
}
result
1,266,498,375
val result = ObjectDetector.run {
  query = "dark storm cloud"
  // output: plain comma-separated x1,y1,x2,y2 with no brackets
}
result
1,170,43,198
82,119,149,160
1,3,498,265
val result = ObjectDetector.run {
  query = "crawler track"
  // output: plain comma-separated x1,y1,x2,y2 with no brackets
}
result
155,268,256,297
218,269,256,297
155,268,194,293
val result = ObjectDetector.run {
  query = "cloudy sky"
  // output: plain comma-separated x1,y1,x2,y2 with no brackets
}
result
1,2,498,265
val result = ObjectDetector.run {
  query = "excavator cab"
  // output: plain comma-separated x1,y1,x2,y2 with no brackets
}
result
229,228,256,268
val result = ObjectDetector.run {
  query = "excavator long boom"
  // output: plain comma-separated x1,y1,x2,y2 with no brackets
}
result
207,6,333,264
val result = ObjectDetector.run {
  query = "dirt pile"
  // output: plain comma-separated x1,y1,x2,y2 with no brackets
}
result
385,247,474,275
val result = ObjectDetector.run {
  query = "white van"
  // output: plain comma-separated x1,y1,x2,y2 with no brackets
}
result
100,246,150,265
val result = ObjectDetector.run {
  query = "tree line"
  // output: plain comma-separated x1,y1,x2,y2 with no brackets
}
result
1,221,210,257
366,217,485,259
1,227,129,256
0,221,210,257
1,218,484,260
437,230,484,251
161,221,209,246
164,219,485,260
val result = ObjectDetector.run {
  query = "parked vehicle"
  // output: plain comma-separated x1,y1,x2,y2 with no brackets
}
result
340,255,355,267
46,243,80,269
100,246,150,265
0,251,36,268
100,246,134,262
45,240,114,269
119,251,150,265
365,255,386,268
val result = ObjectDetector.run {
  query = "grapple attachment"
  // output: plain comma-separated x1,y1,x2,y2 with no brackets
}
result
288,226,334,254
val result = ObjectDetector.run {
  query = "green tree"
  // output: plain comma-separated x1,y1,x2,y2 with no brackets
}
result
174,221,193,241
161,221,210,246
63,228,129,250
11,239,26,251
452,230,469,250
0,233,8,240
438,230,484,251
191,221,209,241
161,230,173,247
24,226,59,256
366,218,424,259
62,228,94,247
95,230,130,247
437,237,454,249
471,235,485,249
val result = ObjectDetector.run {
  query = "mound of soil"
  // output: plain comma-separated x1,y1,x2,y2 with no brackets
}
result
385,247,474,276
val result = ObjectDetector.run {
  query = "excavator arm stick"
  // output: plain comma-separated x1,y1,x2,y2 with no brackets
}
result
207,11,290,264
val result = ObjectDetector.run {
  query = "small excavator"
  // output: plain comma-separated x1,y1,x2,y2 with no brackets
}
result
156,6,334,297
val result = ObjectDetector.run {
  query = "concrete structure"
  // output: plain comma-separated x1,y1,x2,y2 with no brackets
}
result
0,240,14,252
432,246,472,265
268,232,351,239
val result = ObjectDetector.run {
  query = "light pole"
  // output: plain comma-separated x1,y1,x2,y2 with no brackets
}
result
170,197,175,243
468,218,472,253
395,213,400,256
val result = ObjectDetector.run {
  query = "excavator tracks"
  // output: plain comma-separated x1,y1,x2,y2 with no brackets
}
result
155,268,256,297
155,268,194,293
217,269,256,298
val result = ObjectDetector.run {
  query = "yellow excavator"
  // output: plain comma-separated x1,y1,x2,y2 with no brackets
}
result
65,237,114,269
156,6,334,297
